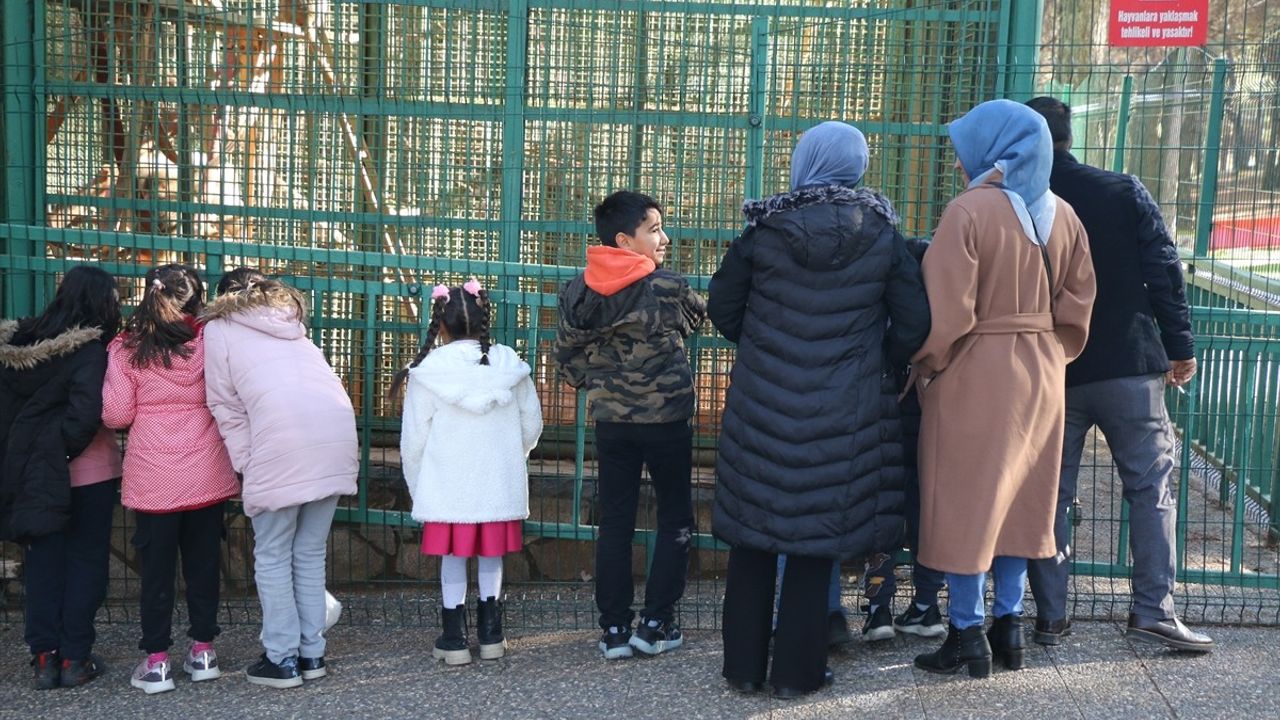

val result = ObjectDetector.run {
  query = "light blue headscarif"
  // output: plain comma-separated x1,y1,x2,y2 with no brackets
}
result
948,99,1056,246
790,121,869,191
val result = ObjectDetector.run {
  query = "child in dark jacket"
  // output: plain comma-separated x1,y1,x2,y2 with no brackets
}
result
860,237,947,642
555,190,707,659
0,265,122,689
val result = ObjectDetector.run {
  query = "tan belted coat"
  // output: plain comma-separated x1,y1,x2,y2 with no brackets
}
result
912,181,1096,574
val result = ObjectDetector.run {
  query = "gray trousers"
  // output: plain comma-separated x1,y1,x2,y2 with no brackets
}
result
251,495,340,664
1028,374,1178,621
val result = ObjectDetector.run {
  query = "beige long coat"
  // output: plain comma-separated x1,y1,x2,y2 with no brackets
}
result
913,181,1096,574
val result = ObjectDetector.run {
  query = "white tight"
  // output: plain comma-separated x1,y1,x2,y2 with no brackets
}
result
440,555,505,609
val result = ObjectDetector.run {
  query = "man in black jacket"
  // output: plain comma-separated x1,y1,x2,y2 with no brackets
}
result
1025,97,1212,652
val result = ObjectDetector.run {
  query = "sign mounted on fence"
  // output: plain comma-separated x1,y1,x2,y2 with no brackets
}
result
1108,0,1208,46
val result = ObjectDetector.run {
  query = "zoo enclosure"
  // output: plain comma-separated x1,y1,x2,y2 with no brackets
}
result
1,0,1278,628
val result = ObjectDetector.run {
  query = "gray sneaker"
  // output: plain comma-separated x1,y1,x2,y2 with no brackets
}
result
130,655,176,694
183,644,221,682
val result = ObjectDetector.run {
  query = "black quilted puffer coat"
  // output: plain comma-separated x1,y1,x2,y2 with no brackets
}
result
708,185,930,560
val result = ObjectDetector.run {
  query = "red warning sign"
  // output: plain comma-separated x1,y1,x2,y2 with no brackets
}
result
1108,0,1208,47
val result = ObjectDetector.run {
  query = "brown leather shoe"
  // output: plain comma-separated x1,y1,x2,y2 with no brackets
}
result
1033,617,1072,646
1125,614,1214,653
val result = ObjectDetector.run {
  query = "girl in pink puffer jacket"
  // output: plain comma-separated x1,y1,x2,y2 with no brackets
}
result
103,264,237,695
201,268,357,688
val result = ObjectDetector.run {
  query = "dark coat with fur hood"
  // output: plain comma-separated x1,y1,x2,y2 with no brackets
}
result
708,186,931,560
0,320,107,540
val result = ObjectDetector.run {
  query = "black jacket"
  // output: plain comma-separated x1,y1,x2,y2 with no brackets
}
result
708,186,931,560
0,320,107,541
1048,151,1194,387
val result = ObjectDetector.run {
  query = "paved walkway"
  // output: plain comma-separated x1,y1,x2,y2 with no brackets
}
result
0,619,1273,719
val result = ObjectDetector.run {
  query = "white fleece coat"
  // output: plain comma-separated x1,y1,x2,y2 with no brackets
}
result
400,340,542,524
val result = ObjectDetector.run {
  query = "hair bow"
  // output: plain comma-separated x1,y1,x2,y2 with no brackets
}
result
463,277,483,296
430,284,450,302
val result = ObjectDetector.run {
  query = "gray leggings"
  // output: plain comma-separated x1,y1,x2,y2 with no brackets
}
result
251,495,340,664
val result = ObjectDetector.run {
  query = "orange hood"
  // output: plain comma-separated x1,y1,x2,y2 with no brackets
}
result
584,246,657,296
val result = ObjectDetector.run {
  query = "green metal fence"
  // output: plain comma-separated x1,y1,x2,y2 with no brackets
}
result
3,0,1279,630
1036,0,1280,624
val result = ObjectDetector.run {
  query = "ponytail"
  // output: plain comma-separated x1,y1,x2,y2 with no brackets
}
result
122,264,201,369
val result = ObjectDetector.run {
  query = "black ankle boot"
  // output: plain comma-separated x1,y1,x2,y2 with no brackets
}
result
476,597,507,661
914,624,992,678
987,614,1026,670
432,605,473,666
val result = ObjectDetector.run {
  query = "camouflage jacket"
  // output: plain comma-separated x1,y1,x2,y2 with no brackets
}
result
555,269,706,423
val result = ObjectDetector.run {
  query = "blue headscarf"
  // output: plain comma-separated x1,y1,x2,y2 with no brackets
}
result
790,121,869,191
948,99,1056,246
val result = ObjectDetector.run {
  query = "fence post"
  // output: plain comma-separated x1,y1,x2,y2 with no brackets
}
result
496,0,530,346
1003,0,1044,100
2,0,38,318
1193,58,1229,257
745,16,768,201
1112,75,1133,174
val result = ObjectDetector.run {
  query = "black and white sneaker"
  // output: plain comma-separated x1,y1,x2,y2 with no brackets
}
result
598,625,634,660
245,654,303,689
629,617,683,656
299,656,326,680
893,603,947,638
862,605,896,642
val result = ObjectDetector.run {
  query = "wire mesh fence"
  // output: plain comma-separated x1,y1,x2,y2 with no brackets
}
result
2,0,1279,632
1034,0,1280,625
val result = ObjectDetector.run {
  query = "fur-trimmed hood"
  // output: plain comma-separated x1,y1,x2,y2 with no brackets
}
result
0,320,102,371
201,285,307,341
742,185,899,228
740,185,901,272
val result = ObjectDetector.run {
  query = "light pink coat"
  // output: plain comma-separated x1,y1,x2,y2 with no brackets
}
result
202,286,357,518
102,329,239,512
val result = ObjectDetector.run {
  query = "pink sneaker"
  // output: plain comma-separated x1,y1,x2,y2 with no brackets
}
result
130,653,175,694
184,642,221,682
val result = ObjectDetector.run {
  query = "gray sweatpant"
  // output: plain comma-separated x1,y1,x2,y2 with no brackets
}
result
1028,374,1178,622
251,495,340,664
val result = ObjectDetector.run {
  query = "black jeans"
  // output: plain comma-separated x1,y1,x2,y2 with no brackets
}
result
593,420,694,629
24,479,119,660
723,546,831,692
133,502,226,653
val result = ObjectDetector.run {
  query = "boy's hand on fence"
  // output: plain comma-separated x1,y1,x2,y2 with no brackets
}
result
1167,358,1197,387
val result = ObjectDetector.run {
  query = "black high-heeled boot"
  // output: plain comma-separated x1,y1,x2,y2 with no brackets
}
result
987,614,1026,670
432,605,473,666
476,597,507,660
914,624,992,678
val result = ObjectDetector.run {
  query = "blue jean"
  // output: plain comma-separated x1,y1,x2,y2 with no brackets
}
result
776,555,844,616
946,556,1027,630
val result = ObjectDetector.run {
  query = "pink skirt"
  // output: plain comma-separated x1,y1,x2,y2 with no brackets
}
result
420,520,523,558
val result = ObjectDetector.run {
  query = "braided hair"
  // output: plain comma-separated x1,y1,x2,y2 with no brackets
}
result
389,281,493,397
122,263,204,369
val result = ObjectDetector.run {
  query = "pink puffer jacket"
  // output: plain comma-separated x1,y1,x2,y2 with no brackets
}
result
102,325,238,512
201,285,357,518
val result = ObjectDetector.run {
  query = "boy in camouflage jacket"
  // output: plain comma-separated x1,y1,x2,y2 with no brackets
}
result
555,190,707,660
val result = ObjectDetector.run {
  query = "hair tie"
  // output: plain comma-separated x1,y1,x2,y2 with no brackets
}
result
430,284,450,302
463,277,483,297
151,278,165,291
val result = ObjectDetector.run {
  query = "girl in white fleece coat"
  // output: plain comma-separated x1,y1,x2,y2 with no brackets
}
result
393,279,542,665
